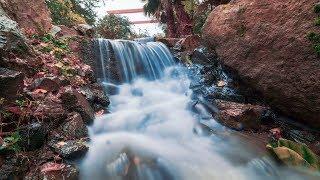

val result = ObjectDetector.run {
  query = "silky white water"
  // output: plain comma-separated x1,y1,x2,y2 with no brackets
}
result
81,39,314,180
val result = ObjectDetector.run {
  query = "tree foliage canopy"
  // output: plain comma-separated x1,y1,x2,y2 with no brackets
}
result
96,14,133,39
45,0,101,26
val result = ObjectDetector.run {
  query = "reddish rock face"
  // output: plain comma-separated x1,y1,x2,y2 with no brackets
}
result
0,67,24,101
203,0,320,128
156,37,181,47
179,35,201,51
1,0,52,35
60,86,95,125
215,100,268,130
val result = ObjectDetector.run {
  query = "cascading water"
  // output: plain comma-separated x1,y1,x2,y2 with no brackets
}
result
94,39,175,83
81,39,314,180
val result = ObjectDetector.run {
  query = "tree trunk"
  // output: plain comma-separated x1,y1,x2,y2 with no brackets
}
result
163,0,178,38
173,0,193,37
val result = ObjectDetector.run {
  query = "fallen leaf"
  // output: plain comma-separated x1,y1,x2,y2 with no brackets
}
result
6,106,22,115
95,110,105,117
34,89,48,94
41,162,65,173
56,141,66,147
217,81,227,87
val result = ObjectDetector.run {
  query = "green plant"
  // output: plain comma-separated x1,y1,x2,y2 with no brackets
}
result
0,98,5,105
15,43,29,54
308,32,320,41
55,62,76,77
40,46,53,53
314,4,320,14
0,110,12,119
237,24,247,37
45,0,101,26
315,17,320,26
96,14,133,39
313,44,320,56
267,138,320,171
15,99,27,107
0,132,21,153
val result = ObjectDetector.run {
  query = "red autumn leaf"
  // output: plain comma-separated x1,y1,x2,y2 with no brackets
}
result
40,162,65,173
34,89,48,94
95,110,105,117
0,137,3,146
6,106,22,115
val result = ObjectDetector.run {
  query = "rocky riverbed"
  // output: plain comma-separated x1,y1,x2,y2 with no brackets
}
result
0,0,320,179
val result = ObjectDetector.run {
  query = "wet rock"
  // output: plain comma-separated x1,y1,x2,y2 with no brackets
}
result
18,123,47,151
48,140,88,159
176,35,201,51
0,6,26,53
174,51,192,64
30,76,61,92
0,156,20,179
190,49,213,65
102,82,120,95
60,86,95,124
205,87,245,103
0,67,24,100
286,130,316,144
57,25,78,38
49,25,62,37
75,24,94,37
0,56,42,76
214,100,268,130
25,162,79,180
79,83,110,107
203,0,320,128
156,37,180,47
62,112,88,139
33,94,67,125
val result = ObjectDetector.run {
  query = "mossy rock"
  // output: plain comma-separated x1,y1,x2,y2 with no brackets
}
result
267,138,320,171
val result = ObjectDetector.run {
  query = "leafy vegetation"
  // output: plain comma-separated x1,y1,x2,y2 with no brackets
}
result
308,5,320,56
142,0,230,37
96,14,134,39
33,34,70,59
314,4,320,14
45,0,102,26
0,132,21,154
267,138,320,171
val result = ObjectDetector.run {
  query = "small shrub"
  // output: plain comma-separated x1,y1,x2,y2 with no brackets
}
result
0,110,12,119
237,24,247,37
307,32,320,42
314,4,320,14
96,14,134,39
0,132,21,153
40,46,53,53
313,44,320,55
0,97,5,105
315,17,320,26
15,99,27,107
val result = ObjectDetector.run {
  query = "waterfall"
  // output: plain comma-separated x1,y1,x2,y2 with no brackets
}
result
94,38,175,84
81,39,312,180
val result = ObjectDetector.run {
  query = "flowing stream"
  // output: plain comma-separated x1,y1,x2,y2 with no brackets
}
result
81,39,313,180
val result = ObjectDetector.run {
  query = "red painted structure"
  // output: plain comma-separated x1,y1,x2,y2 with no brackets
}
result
107,8,159,24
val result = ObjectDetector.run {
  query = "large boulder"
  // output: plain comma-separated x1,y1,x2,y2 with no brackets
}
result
203,0,320,128
25,162,79,180
0,67,24,100
0,0,52,35
48,139,88,159
0,6,26,53
18,123,47,151
214,100,269,130
60,86,95,124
